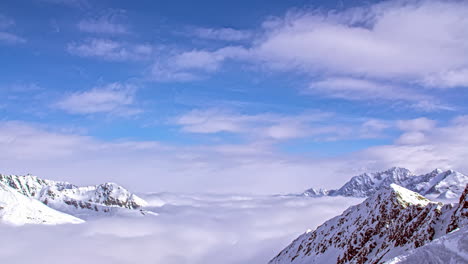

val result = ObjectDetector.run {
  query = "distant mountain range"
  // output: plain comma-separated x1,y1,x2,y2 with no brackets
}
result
303,167,468,199
270,183,468,264
0,174,152,225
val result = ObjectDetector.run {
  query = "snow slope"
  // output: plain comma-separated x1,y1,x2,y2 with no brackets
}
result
0,182,83,225
385,226,468,264
270,184,468,264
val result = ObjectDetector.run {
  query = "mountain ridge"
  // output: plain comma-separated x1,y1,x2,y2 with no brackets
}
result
303,167,468,199
270,184,468,264
0,173,150,223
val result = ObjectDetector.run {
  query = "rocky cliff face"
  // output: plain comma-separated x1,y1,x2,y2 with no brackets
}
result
271,184,468,264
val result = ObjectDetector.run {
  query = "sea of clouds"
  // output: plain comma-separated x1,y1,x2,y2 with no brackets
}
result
0,194,362,264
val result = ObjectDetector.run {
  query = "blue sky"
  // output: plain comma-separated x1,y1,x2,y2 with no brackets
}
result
1,0,468,193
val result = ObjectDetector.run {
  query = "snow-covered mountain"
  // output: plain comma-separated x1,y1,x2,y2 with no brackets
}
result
0,182,83,225
0,174,149,222
270,184,468,264
303,167,468,199
385,226,468,264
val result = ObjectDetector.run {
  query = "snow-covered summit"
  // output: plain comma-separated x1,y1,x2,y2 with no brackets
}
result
302,188,329,197
303,167,468,199
0,173,148,219
270,184,468,264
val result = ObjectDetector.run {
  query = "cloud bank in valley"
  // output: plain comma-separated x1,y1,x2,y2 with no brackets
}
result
0,194,362,264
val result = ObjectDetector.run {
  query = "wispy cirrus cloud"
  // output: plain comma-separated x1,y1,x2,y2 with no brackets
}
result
77,10,129,35
0,15,26,44
67,38,152,61
0,32,26,44
306,78,426,101
174,108,334,140
305,77,454,112
39,0,89,8
173,108,396,142
55,82,141,116
191,27,253,41
150,46,248,82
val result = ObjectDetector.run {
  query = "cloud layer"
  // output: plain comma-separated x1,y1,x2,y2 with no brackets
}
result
0,194,363,264
1,115,468,194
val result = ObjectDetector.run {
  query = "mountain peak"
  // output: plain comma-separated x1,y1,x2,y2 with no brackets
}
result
387,167,412,173
329,167,415,197
270,184,466,264
430,168,444,174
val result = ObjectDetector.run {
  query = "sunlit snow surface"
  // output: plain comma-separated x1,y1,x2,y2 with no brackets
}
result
385,227,468,264
0,193,362,264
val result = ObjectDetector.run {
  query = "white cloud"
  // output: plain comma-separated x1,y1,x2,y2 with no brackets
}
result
452,115,468,125
0,32,26,44
68,38,152,61
173,50,226,72
422,68,468,88
174,108,334,140
0,120,342,193
252,1,468,88
55,82,140,115
0,15,26,44
395,131,426,145
306,77,427,101
152,0,468,112
397,117,436,131
410,100,456,112
175,109,437,142
346,116,468,175
78,11,128,34
0,195,361,264
1,115,468,194
150,46,248,82
192,27,253,41
39,0,89,8
150,62,201,82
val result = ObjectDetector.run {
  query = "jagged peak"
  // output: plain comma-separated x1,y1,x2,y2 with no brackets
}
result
303,187,329,197
429,168,444,174
387,166,412,173
96,182,129,190
351,167,413,180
